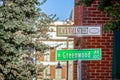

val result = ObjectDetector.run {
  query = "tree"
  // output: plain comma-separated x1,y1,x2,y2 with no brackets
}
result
0,0,54,80
75,0,120,31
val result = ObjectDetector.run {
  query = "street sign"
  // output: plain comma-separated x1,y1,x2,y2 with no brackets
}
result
57,26,101,37
56,49,101,61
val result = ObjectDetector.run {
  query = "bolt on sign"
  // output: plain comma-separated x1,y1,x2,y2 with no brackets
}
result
56,26,101,37
56,49,101,61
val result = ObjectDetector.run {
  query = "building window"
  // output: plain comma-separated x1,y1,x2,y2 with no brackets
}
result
44,66,50,79
55,69,62,79
55,62,62,79
44,50,50,61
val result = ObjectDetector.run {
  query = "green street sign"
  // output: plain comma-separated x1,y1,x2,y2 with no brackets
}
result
56,49,101,61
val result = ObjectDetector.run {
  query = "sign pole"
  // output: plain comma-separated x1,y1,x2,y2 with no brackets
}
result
66,61,69,80
66,37,69,80
77,38,82,80
77,60,82,80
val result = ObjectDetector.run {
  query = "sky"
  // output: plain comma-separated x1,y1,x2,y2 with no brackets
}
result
40,0,74,21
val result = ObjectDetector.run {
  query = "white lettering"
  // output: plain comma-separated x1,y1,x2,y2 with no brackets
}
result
78,53,81,58
63,52,66,59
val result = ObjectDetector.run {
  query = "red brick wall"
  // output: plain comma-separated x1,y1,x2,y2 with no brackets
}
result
50,66,55,79
74,0,113,80
50,48,56,61
62,65,66,79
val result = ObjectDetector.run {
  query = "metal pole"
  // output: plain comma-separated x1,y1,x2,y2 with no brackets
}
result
77,60,82,80
66,61,69,80
77,37,82,80
66,37,69,80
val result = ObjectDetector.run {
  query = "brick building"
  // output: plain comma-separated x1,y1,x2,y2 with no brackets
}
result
74,0,114,80
37,48,69,80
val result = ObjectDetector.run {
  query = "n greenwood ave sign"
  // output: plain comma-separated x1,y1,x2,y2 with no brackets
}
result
56,49,101,61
